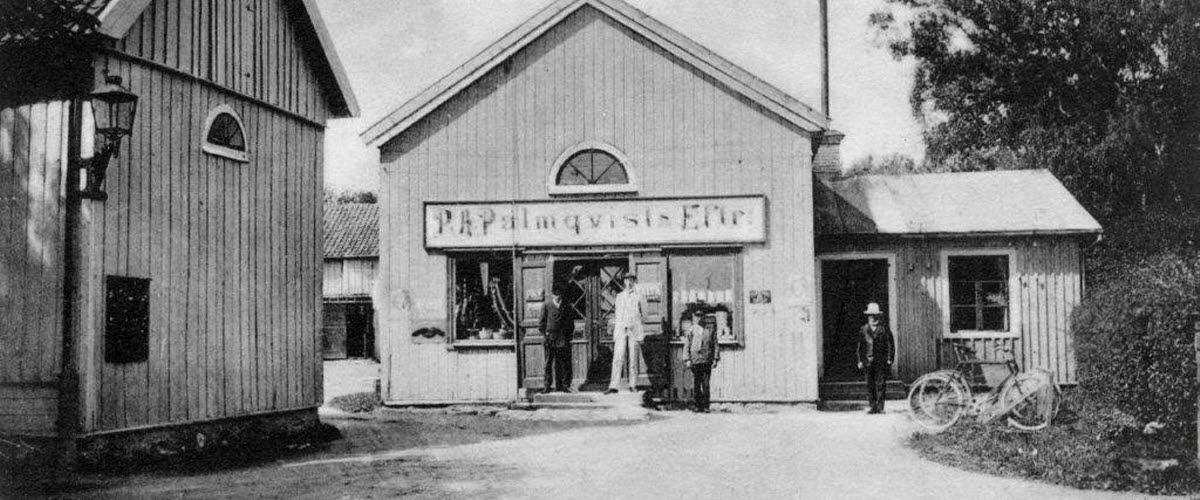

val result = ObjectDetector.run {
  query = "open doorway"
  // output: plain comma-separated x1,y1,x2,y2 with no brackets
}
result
819,257,892,382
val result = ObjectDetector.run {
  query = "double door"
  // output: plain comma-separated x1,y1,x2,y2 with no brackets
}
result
517,253,666,392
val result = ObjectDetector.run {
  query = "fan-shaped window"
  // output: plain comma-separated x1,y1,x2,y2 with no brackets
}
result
548,143,637,195
202,104,248,162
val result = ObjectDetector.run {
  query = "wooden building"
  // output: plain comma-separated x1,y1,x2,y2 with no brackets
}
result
322,202,378,360
0,0,357,452
362,0,1100,405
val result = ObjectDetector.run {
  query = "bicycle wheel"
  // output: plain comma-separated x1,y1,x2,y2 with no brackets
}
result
907,372,969,432
1001,371,1060,431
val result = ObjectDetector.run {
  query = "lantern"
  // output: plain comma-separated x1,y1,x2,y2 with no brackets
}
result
82,71,138,201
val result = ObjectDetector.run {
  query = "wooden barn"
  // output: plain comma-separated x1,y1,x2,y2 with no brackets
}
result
322,202,378,360
0,0,357,455
361,0,1099,405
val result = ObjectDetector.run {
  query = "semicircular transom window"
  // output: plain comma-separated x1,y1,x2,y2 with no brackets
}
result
207,113,245,151
202,105,249,162
556,149,628,186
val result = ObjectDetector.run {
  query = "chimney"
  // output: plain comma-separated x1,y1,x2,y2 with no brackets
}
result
812,130,844,180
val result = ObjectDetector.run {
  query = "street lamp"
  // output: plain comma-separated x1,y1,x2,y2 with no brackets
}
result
82,70,138,201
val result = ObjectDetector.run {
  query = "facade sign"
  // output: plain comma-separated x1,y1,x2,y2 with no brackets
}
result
425,196,767,248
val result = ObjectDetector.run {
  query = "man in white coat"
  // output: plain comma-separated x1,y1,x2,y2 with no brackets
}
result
605,273,647,394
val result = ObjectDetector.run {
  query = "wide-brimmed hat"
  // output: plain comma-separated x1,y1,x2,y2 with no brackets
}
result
863,302,883,315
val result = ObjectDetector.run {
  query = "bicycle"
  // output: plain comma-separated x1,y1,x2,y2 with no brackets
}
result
907,343,1061,432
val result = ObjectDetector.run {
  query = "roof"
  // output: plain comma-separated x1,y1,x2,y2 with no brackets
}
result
361,0,829,148
816,170,1102,237
324,203,378,258
1,0,358,117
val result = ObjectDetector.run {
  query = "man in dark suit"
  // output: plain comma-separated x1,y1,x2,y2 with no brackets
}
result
539,284,575,392
857,302,895,414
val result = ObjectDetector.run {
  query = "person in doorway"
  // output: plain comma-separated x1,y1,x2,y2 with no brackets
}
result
857,302,895,414
683,305,719,412
539,284,574,392
605,273,648,394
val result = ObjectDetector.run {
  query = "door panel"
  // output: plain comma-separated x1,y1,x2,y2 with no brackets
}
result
631,253,669,389
518,255,551,390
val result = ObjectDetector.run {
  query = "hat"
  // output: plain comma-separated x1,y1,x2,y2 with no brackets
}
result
623,273,638,281
863,302,883,315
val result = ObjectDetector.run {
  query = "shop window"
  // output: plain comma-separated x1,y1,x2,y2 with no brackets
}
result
451,253,516,341
668,250,741,343
202,104,248,162
105,275,150,363
947,254,1011,334
548,143,637,195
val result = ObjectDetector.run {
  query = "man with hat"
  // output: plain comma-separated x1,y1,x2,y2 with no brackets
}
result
857,302,895,414
539,283,575,392
605,272,648,394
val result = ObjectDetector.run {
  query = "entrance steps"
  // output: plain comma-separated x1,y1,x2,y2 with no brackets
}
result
818,380,907,402
514,390,648,410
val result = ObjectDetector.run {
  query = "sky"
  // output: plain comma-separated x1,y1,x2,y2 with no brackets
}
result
314,0,924,191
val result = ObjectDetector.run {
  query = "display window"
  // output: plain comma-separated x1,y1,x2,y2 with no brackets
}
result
449,253,517,341
668,250,741,343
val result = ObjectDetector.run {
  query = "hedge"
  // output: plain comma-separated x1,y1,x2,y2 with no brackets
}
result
1071,251,1200,444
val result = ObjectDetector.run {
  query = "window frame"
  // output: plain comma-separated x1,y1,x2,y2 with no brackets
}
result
201,104,249,163
939,248,1020,339
547,142,638,195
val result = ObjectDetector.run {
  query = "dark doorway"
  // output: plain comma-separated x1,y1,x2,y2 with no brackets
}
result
820,258,890,381
322,301,376,360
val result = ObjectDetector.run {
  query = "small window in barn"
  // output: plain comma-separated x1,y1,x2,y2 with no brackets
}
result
946,253,1014,335
105,275,151,364
549,143,637,195
450,253,516,342
202,104,248,162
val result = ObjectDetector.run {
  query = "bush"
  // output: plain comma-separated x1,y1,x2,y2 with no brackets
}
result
328,392,381,413
1071,251,1200,444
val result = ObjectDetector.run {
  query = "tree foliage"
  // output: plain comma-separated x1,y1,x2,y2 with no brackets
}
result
872,0,1200,219
323,189,377,204
844,153,926,177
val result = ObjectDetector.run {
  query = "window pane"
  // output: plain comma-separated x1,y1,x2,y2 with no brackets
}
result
982,307,1008,331
453,254,515,340
949,281,976,306
950,306,976,332
206,113,246,151
981,282,1007,306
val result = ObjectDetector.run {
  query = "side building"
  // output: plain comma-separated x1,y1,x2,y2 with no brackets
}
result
322,202,378,360
0,0,357,457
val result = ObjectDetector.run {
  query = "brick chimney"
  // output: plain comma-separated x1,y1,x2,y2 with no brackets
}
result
812,129,844,180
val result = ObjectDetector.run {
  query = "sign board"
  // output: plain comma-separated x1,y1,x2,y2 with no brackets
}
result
424,196,767,249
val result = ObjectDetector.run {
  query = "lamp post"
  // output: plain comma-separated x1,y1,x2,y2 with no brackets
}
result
81,70,138,201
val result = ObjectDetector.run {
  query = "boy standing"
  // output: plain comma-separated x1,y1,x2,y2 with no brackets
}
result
683,306,719,412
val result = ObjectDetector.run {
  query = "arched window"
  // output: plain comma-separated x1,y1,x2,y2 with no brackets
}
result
202,104,248,162
548,143,636,195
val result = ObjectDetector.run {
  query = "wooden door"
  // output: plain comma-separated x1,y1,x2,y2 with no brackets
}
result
518,255,552,390
630,253,669,388
558,258,627,388
820,258,890,381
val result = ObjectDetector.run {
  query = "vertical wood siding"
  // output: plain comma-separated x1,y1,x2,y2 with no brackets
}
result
110,0,331,123
322,258,377,297
86,56,325,432
817,236,1083,384
378,7,819,403
0,99,68,434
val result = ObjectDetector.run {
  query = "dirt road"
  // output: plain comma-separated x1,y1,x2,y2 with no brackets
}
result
291,407,1164,499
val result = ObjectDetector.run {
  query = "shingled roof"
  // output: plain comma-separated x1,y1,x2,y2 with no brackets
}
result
324,203,378,259
816,169,1102,237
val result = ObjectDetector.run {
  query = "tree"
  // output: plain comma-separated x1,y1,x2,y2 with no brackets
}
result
871,0,1200,219
844,153,926,177
323,189,377,204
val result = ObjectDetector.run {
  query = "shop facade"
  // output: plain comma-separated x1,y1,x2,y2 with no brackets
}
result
365,0,829,403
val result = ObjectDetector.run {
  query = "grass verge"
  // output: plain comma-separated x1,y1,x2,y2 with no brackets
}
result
909,399,1200,495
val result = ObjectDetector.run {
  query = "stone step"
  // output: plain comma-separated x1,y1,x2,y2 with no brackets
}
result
524,390,647,409
819,380,908,401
